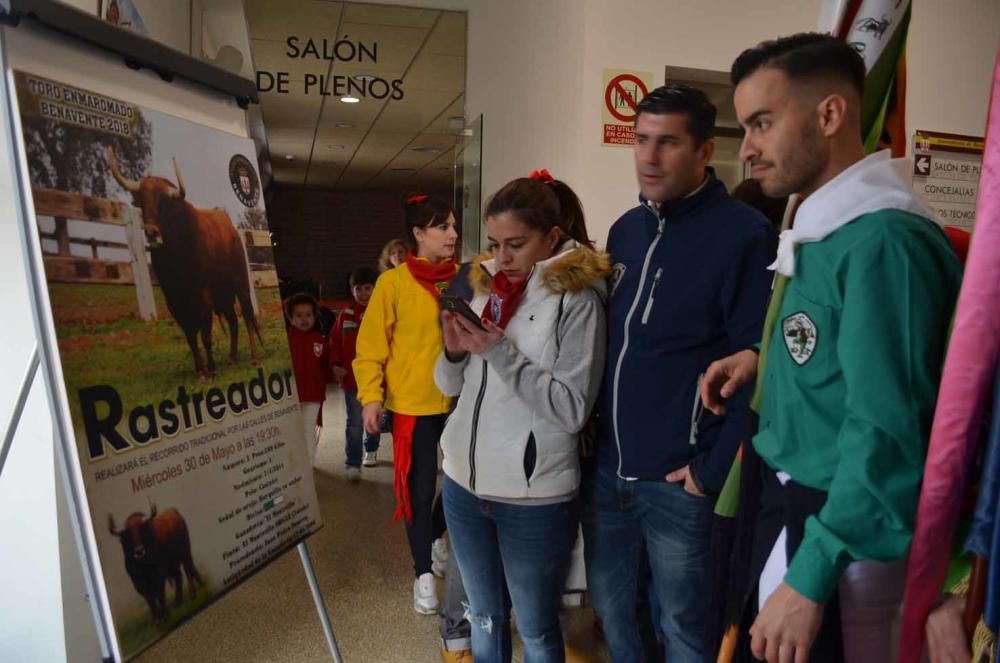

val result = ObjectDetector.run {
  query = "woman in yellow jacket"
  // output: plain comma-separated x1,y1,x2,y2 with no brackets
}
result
354,194,459,615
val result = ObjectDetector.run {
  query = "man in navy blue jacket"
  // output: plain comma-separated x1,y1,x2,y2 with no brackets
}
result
582,84,775,662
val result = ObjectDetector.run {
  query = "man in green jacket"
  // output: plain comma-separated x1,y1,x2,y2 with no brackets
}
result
702,34,962,663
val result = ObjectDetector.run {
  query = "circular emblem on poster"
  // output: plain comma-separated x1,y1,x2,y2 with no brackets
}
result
229,154,260,208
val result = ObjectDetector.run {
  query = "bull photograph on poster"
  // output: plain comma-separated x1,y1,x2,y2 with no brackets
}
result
12,71,322,661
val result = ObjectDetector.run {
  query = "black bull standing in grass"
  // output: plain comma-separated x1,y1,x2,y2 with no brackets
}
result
108,146,263,381
108,502,202,623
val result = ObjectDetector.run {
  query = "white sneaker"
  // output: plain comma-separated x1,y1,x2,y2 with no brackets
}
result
432,559,447,578
362,451,377,467
413,572,439,615
432,537,449,565
346,467,361,482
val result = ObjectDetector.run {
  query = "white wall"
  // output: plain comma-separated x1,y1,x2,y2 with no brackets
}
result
463,0,586,218
200,0,256,79
907,0,999,139
572,0,822,243
533,0,998,245
356,0,999,247
132,0,192,54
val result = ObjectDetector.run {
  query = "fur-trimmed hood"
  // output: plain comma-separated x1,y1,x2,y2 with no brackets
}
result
435,240,609,501
469,240,611,297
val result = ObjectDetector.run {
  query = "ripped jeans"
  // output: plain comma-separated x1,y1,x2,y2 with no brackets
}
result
442,475,579,663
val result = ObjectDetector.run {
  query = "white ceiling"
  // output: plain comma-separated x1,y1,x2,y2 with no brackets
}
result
246,0,467,191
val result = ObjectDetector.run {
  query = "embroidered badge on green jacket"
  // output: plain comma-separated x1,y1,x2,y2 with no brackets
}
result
782,312,818,365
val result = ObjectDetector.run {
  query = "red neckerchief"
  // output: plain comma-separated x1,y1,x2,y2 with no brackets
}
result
481,270,530,329
391,413,417,523
405,252,457,300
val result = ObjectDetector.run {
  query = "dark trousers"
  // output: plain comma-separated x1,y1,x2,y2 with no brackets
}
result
405,414,447,577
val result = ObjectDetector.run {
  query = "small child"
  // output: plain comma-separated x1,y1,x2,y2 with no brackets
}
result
329,267,380,480
284,293,329,464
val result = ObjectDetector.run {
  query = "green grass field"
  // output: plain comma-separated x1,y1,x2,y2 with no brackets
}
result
116,577,216,660
47,283,292,430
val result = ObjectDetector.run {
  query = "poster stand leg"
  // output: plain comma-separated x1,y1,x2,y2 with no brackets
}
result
0,342,38,479
297,541,344,662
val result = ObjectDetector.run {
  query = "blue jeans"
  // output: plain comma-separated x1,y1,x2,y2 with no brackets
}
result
343,390,379,468
582,463,713,663
442,475,578,663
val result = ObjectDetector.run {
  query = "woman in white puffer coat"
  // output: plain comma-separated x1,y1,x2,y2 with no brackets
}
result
435,171,609,663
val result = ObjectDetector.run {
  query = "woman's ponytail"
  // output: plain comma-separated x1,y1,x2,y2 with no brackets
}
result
484,171,592,249
549,179,592,248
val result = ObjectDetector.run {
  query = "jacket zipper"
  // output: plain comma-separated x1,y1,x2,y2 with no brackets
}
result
468,359,488,492
640,267,663,325
612,203,664,479
689,373,705,446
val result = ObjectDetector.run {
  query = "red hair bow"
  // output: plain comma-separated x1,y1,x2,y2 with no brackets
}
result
529,169,555,184
406,194,429,205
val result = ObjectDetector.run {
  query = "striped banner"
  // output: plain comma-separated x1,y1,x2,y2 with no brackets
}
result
822,0,911,155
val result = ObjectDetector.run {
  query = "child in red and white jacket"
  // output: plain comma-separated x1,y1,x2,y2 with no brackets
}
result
329,267,379,480
285,293,330,464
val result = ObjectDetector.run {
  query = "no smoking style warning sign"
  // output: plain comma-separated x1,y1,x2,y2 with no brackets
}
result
602,69,653,147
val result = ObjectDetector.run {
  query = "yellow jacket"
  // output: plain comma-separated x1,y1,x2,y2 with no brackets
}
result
353,262,453,416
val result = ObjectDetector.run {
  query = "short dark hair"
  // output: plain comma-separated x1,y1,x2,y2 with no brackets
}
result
731,33,865,97
634,84,716,146
403,194,454,245
350,266,378,289
284,292,317,320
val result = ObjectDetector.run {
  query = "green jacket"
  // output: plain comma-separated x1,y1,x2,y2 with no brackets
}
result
754,209,961,603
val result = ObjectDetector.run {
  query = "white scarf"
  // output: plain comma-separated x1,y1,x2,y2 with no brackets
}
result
770,150,934,277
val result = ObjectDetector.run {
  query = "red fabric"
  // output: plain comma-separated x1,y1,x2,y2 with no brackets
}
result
406,194,429,205
391,413,418,523
944,226,972,265
480,271,530,329
329,303,366,392
286,327,329,402
529,169,555,184
835,0,864,40
317,297,353,311
405,252,457,300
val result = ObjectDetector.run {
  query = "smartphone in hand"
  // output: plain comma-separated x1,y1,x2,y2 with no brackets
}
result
439,295,485,330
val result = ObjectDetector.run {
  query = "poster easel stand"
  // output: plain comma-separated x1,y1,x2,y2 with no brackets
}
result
0,372,344,661
0,342,38,477
0,5,344,661
299,542,345,662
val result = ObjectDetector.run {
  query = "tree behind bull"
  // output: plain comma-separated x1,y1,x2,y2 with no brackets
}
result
22,108,152,197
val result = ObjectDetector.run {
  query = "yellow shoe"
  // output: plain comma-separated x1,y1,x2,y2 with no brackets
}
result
440,648,473,662
564,644,595,663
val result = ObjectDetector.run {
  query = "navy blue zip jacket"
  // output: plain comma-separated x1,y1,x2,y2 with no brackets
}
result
597,171,776,492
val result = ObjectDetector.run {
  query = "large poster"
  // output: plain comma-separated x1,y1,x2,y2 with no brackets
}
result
11,71,322,660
